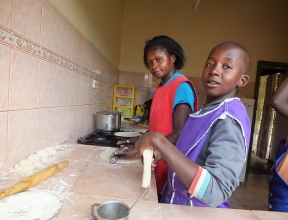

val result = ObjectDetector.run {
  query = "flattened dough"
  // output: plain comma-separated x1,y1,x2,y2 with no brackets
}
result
0,190,62,220
100,148,140,164
114,132,141,137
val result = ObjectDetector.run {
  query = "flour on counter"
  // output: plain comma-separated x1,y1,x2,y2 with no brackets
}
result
0,190,62,220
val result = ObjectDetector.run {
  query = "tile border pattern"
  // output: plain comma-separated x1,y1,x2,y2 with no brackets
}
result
0,25,113,84
0,25,153,92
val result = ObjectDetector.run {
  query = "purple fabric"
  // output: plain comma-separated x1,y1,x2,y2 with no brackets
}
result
161,99,251,207
269,140,288,212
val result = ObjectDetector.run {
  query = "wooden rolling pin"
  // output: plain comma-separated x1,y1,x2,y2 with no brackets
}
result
0,160,69,200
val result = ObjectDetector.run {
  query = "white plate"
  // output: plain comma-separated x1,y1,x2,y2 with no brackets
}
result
114,131,141,137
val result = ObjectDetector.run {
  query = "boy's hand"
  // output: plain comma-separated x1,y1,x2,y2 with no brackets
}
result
135,132,162,156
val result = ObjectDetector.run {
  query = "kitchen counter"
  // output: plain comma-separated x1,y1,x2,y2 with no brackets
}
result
1,143,288,219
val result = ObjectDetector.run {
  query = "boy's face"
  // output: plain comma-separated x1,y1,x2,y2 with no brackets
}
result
146,48,176,82
202,44,249,104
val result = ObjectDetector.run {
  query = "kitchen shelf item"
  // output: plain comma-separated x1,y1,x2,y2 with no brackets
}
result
112,85,136,119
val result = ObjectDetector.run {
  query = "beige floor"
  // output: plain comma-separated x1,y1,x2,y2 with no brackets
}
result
229,173,270,211
229,152,272,211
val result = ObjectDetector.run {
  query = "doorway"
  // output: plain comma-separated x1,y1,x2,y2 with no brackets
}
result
247,61,288,175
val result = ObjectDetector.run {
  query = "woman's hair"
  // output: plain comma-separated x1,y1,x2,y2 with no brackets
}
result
143,35,186,70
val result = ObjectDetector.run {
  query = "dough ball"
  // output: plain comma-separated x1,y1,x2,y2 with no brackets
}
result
40,156,49,162
19,159,34,167
27,154,42,165
15,159,36,172
46,147,57,156
36,150,50,162
36,149,49,157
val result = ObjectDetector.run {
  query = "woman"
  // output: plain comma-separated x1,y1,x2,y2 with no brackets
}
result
143,35,198,201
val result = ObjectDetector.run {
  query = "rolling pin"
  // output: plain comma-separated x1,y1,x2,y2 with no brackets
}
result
0,160,69,200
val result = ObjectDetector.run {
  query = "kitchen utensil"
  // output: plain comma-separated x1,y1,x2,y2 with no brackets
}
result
96,111,122,131
90,186,149,220
0,160,69,200
114,131,141,138
124,186,150,217
110,147,139,164
112,146,137,157
90,201,130,220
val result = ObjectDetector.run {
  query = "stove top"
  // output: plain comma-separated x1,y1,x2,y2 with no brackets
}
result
77,131,129,147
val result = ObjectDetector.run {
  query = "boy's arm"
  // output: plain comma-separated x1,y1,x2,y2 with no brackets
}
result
198,117,246,207
270,77,288,119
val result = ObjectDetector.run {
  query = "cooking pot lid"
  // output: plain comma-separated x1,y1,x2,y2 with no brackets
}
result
97,111,122,115
114,132,141,137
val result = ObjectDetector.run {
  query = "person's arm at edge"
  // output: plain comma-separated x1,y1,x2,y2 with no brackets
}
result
270,77,288,119
139,108,149,123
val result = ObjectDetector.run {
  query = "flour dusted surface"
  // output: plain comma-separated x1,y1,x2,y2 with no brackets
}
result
0,190,62,220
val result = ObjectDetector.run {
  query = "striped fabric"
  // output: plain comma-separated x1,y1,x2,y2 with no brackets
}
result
188,166,211,199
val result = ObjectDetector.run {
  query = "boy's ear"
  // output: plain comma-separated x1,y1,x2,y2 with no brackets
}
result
238,75,249,87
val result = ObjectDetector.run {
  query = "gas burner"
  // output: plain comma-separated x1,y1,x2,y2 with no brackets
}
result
77,130,128,147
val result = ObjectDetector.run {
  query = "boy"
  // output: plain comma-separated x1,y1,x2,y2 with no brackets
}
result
135,41,251,208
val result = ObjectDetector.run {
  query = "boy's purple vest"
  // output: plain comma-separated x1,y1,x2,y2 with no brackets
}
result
161,98,251,208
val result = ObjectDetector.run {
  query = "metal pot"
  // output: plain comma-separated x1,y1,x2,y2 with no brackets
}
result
96,111,122,131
